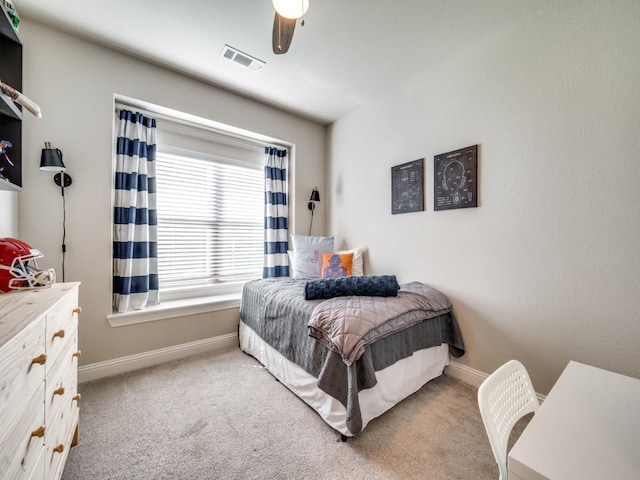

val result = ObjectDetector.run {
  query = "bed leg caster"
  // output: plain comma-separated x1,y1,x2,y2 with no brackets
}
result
340,434,348,443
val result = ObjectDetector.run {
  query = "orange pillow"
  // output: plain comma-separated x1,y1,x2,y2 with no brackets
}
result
320,252,353,278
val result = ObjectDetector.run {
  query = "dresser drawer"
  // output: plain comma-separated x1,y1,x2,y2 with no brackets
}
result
0,315,46,436
45,405,79,480
26,447,45,480
45,327,79,429
45,326,79,480
45,291,79,371
0,382,45,480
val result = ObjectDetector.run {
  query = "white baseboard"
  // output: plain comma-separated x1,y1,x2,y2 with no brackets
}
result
79,341,546,403
445,361,546,403
445,361,488,388
78,332,238,384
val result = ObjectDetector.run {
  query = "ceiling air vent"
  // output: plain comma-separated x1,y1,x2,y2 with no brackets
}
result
220,45,265,71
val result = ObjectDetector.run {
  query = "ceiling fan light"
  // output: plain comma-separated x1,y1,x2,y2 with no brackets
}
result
272,0,309,19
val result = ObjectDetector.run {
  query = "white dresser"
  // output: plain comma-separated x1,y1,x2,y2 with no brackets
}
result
0,282,81,480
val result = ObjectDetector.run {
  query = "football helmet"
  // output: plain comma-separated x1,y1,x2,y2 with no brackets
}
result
0,237,56,292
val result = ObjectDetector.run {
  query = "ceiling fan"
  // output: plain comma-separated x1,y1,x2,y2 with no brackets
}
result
272,0,309,54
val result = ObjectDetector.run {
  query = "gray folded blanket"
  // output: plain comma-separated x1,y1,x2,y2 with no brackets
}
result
308,281,454,365
304,275,399,300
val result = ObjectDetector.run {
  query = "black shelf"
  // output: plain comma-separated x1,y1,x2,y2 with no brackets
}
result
0,5,22,191
0,92,22,120
0,173,22,191
0,7,19,44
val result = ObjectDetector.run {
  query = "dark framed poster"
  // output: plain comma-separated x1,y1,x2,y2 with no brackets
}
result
434,145,478,211
391,158,424,214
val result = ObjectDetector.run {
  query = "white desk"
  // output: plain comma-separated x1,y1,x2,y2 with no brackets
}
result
508,361,640,480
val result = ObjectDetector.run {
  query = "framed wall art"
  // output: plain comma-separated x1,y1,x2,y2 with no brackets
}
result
434,145,478,211
391,158,424,214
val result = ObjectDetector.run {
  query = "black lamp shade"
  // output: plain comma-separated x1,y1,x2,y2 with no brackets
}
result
40,148,66,172
308,187,320,212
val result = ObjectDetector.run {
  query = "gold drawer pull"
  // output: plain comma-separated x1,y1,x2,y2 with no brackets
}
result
73,306,82,314
30,354,47,369
72,393,81,403
53,387,65,396
72,350,82,358
31,426,45,439
53,329,65,339
53,444,64,454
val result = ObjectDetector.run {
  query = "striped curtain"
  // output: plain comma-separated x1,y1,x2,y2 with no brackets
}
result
113,109,159,312
263,146,289,277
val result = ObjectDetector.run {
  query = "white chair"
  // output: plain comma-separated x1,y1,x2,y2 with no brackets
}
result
477,360,539,480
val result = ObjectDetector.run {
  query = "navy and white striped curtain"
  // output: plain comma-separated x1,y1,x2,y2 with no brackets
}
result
113,109,159,312
264,146,289,277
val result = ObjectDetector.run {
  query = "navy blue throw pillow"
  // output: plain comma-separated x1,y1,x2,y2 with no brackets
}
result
304,275,400,300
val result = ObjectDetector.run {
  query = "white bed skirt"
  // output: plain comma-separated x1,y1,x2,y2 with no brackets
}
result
239,320,450,437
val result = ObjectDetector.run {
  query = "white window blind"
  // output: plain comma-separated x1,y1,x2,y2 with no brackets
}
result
155,149,264,294
156,151,264,291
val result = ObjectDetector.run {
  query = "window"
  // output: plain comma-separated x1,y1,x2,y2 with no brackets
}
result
112,100,287,326
155,149,263,300
142,112,269,301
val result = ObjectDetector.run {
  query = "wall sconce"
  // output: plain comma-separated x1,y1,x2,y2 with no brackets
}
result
308,187,320,235
40,141,71,281
40,142,72,195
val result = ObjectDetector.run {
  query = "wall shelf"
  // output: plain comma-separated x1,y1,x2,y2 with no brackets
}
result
0,92,22,120
0,174,21,191
0,6,19,43
0,5,23,191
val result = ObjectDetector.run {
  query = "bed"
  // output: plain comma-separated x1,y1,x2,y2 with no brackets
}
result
239,276,465,439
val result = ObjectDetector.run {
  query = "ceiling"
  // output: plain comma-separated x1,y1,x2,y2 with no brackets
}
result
15,0,544,125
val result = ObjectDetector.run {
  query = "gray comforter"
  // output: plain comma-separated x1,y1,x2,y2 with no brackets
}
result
239,278,465,435
309,282,453,366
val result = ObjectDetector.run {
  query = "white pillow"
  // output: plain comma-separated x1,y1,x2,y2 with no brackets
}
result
291,235,334,279
337,247,365,276
287,250,295,275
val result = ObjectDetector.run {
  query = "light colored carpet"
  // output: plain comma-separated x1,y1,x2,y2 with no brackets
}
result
61,347,528,480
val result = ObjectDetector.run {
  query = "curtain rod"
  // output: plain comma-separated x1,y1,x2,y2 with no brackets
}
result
114,104,287,152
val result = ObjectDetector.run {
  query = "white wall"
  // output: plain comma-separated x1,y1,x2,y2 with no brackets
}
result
327,0,640,393
19,20,326,366
0,191,18,236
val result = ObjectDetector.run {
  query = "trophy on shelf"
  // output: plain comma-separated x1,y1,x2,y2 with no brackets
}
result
0,139,12,180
